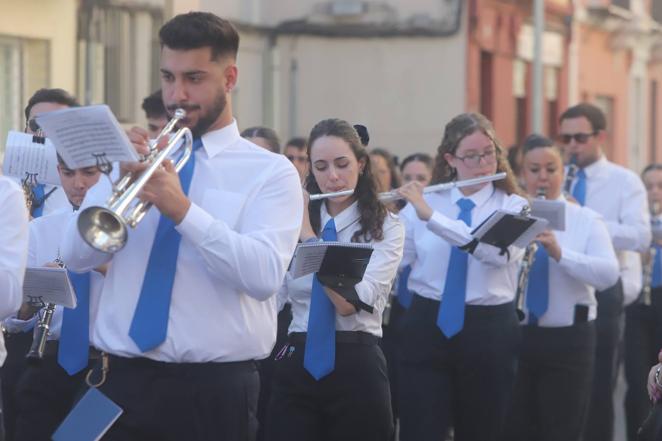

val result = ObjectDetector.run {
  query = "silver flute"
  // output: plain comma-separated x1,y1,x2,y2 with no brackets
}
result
309,172,507,202
378,172,507,203
515,188,547,321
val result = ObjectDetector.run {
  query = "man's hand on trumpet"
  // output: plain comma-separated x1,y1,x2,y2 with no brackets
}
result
123,126,191,225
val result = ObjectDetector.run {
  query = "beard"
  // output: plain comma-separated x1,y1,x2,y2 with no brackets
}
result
167,90,227,138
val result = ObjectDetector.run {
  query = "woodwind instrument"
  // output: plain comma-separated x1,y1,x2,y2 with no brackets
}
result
515,188,547,320
26,255,63,362
643,201,661,306
563,154,578,196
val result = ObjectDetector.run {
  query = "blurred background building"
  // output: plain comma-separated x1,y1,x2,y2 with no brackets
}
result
2,0,662,170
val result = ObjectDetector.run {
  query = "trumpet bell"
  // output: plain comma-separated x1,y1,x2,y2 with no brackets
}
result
78,206,128,253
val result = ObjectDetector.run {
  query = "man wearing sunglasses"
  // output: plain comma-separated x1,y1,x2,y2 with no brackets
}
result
559,103,650,441
21,88,79,218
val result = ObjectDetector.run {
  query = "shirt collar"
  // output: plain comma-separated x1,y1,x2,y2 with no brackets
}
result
199,119,241,158
582,155,608,179
320,200,361,234
450,182,494,208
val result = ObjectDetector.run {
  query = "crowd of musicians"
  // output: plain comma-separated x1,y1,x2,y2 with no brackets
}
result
2,10,662,441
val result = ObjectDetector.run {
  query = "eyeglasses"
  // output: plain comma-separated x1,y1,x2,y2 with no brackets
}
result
454,149,497,168
286,154,308,163
558,132,597,144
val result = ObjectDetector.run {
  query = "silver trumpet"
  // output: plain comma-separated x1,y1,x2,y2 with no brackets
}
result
77,109,193,253
643,201,661,306
308,172,507,202
26,255,64,361
515,188,547,321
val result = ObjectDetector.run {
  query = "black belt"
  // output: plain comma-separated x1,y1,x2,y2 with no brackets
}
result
39,340,102,360
105,354,257,375
288,331,379,345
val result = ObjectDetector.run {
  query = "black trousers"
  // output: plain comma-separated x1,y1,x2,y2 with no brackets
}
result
266,332,393,441
257,304,292,441
0,331,32,441
502,322,596,441
397,295,521,441
93,354,259,441
624,288,662,441
583,280,624,441
13,344,95,441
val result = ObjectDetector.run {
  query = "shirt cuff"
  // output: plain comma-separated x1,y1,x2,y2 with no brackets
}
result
175,202,216,246
3,315,36,334
558,247,582,270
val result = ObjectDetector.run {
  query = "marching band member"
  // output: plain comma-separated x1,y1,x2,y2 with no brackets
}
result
0,176,28,441
624,163,662,441
4,156,103,441
395,112,526,441
21,88,77,218
266,118,404,441
502,134,618,441
61,12,302,440
141,89,169,139
558,103,651,441
283,137,309,184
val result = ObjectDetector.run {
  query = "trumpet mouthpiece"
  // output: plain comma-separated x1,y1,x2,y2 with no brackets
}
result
174,108,187,119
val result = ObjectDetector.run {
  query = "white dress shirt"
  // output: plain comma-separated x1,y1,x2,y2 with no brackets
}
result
521,196,619,327
569,156,651,286
285,201,404,337
0,176,29,365
400,183,528,305
621,251,643,306
61,120,303,363
3,208,103,339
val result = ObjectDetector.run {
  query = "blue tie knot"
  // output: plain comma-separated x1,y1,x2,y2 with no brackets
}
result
456,198,475,213
577,168,586,179
192,138,204,151
322,219,337,241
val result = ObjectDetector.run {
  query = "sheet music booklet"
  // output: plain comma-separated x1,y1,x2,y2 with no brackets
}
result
52,388,123,441
470,209,549,250
35,104,140,170
2,131,61,186
290,241,375,313
23,267,77,308
530,199,565,231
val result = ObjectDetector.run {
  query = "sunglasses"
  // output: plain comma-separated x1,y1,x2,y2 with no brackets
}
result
558,132,597,144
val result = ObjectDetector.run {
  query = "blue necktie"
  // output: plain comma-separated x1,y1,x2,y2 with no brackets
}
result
32,183,45,218
526,245,550,321
437,198,475,338
58,271,91,375
304,219,338,380
397,265,413,309
652,244,662,288
573,169,587,206
128,138,202,352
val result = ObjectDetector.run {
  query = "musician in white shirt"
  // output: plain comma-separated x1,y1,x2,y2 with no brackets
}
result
61,12,302,441
0,176,28,441
5,156,103,441
396,112,526,441
559,103,651,441
502,134,618,441
266,118,404,441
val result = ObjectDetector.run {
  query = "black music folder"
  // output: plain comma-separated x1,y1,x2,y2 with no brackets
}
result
466,209,548,254
290,241,374,313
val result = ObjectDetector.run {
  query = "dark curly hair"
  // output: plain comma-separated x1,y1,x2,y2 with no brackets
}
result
305,119,387,242
431,112,521,196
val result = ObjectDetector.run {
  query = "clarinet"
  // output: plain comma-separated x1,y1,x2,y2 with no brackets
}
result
26,256,63,362
515,188,547,321
564,154,578,196
643,202,661,306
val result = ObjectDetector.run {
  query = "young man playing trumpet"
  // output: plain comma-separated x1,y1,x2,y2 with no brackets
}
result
3,155,103,441
62,12,302,440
